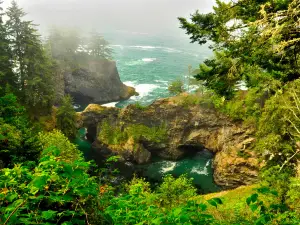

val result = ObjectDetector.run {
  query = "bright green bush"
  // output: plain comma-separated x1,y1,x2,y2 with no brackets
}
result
0,147,100,225
156,174,197,208
105,176,219,225
38,130,81,162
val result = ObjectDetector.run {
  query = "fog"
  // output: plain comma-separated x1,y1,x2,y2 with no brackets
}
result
3,0,215,37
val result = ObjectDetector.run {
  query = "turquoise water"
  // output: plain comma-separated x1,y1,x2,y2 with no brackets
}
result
104,33,212,107
138,151,221,193
75,34,220,193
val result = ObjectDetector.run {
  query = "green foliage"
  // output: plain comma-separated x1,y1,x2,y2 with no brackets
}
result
0,147,100,225
179,0,299,99
56,95,77,139
256,79,300,168
99,120,167,146
168,79,185,95
133,101,147,110
244,188,300,225
0,93,40,167
38,130,81,162
156,174,197,208
105,176,217,225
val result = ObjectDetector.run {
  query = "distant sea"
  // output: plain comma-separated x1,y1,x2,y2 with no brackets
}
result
102,32,212,107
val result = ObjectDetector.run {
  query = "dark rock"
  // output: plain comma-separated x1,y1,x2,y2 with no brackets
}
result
63,59,136,106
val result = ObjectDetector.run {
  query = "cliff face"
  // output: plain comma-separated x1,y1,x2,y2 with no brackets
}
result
63,59,136,106
79,95,262,189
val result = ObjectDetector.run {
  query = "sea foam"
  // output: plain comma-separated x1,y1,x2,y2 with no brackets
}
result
142,58,156,62
191,160,211,176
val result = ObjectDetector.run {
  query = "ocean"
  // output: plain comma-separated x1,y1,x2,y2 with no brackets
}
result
103,32,212,107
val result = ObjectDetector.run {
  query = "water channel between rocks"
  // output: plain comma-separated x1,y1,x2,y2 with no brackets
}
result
74,128,221,193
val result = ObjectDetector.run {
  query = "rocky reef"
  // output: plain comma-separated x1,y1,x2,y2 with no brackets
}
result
78,95,262,189
60,59,136,106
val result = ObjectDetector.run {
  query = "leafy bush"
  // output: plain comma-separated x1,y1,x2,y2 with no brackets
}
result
105,176,220,225
0,147,100,225
168,79,185,95
156,174,197,208
38,130,81,162
56,95,77,139
0,93,40,167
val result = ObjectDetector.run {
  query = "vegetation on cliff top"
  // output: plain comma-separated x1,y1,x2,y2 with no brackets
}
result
99,119,167,147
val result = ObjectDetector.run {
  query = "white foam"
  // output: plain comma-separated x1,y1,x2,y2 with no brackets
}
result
123,81,137,87
163,47,182,53
134,84,160,98
101,102,118,107
110,44,124,50
129,45,181,53
123,82,159,100
142,58,156,62
191,160,211,176
124,60,145,66
154,80,169,84
161,162,177,173
130,45,158,49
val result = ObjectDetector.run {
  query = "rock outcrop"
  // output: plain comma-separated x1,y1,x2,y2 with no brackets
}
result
79,94,262,189
63,59,136,106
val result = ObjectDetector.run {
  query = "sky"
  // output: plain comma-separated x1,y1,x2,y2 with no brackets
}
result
2,0,215,37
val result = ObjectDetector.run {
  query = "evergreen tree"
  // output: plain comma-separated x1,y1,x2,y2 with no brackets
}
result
0,1,16,94
88,32,113,60
56,95,77,139
5,1,55,114
179,0,299,99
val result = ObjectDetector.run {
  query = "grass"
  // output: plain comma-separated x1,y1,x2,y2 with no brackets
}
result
194,184,281,223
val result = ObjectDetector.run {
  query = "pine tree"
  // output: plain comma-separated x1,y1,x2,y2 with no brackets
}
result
0,1,16,94
88,32,113,60
5,1,55,114
56,95,77,139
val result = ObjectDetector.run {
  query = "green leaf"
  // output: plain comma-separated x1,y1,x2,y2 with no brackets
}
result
173,208,182,216
42,210,57,220
30,175,48,190
250,204,259,212
207,199,218,208
6,193,18,202
251,193,258,203
211,197,223,205
246,197,252,206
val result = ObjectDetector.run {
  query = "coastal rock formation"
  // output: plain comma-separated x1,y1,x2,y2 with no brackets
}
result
79,94,262,189
64,59,136,106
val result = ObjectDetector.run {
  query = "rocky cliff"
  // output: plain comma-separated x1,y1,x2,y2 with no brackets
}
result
78,94,262,189
62,59,136,106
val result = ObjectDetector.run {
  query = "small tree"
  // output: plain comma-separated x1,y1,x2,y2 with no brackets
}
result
56,95,77,139
168,79,185,95
87,32,113,60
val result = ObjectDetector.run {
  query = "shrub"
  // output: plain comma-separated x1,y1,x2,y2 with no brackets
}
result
38,130,81,162
0,147,100,225
168,79,185,95
56,95,77,139
155,174,197,208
